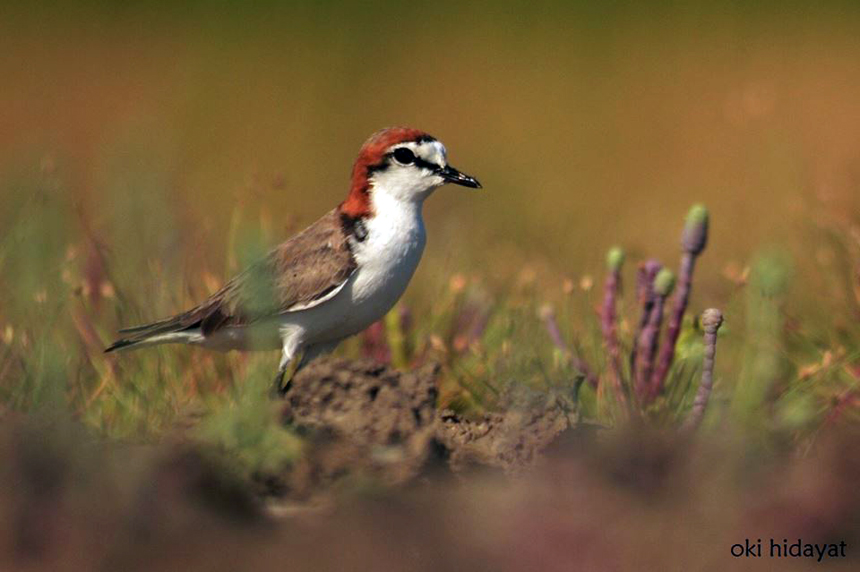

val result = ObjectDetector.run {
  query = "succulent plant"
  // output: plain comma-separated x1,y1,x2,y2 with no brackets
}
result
682,308,724,432
601,247,627,408
681,203,709,255
635,269,674,401
653,268,676,297
652,205,711,395
630,259,663,378
606,246,625,273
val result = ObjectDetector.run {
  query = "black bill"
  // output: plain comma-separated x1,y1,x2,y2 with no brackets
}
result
439,165,482,189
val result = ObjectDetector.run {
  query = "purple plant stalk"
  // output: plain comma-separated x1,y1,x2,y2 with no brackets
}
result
682,308,723,433
635,269,675,403
651,204,710,394
540,305,599,389
630,260,663,395
630,260,663,372
601,247,627,407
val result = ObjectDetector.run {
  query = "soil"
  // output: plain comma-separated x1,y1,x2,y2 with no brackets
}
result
271,358,576,501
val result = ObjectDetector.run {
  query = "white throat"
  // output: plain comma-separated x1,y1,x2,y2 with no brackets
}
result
343,180,428,313
364,180,427,250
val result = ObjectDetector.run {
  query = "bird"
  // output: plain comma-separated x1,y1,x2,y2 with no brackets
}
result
105,127,482,395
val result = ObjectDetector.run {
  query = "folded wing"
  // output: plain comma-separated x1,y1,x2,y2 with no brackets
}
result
106,209,356,351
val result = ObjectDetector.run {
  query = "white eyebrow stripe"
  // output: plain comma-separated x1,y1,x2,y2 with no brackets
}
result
414,140,447,168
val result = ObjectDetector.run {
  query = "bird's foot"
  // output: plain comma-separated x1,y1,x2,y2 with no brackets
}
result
270,370,292,399
278,376,293,397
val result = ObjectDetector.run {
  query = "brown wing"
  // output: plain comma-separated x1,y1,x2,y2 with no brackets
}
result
110,209,356,346
197,208,356,334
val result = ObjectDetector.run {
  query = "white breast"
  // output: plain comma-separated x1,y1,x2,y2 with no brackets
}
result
344,193,426,329
286,191,426,345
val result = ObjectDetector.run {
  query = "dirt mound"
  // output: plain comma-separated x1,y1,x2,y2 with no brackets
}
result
276,359,443,499
436,397,572,474
272,358,574,500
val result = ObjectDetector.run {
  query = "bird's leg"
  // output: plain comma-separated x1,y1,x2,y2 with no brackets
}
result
271,346,302,398
277,369,294,397
271,359,297,397
270,340,340,398
270,368,287,398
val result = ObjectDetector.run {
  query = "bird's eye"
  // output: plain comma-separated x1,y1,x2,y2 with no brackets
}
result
393,147,415,165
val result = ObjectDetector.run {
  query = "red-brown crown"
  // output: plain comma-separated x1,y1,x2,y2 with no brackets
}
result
340,127,434,219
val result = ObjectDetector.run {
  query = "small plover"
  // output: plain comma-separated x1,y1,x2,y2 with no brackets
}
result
106,127,482,394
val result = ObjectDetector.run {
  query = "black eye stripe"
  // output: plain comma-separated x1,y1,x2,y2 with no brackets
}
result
414,156,442,171
366,143,444,176
388,150,440,172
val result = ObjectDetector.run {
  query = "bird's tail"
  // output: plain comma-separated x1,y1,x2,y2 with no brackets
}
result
105,319,202,353
104,337,139,353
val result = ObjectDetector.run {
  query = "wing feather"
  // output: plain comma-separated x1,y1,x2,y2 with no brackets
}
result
111,209,357,345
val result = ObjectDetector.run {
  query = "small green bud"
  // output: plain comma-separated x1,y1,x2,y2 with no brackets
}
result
653,268,676,297
606,247,625,272
682,203,709,255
